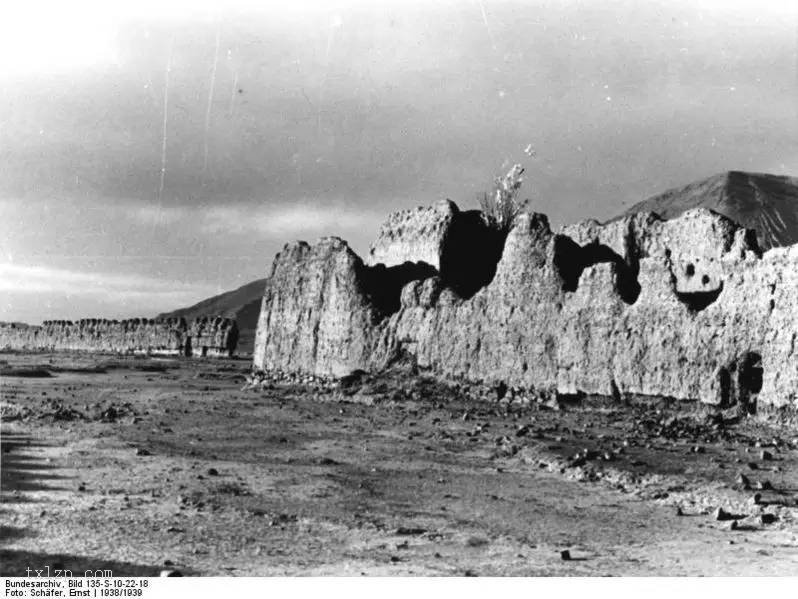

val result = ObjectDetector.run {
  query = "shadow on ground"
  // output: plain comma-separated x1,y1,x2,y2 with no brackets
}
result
1,431,170,577
1,433,69,499
0,550,167,577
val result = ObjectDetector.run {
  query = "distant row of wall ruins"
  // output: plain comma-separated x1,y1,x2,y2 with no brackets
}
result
253,199,798,412
0,316,238,357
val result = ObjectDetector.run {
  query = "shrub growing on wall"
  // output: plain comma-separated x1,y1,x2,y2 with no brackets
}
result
478,164,529,235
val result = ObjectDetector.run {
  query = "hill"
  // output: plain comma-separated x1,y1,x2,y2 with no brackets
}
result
622,171,798,249
157,279,266,355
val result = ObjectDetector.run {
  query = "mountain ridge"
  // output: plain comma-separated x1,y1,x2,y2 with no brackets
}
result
621,170,798,249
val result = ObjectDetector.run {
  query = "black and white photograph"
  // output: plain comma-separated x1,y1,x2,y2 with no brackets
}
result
2,0,798,586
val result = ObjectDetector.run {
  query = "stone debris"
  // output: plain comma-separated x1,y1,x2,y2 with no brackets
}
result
40,400,85,422
395,527,427,536
269,513,298,526
760,513,778,525
97,404,134,423
713,507,736,521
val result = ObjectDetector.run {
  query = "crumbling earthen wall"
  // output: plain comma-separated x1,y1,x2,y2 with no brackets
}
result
0,317,238,357
253,202,798,411
367,200,457,269
187,317,240,357
367,199,505,298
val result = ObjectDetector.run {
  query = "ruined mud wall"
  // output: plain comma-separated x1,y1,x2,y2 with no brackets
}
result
187,317,240,357
253,202,798,411
0,317,239,357
367,200,457,269
367,199,504,298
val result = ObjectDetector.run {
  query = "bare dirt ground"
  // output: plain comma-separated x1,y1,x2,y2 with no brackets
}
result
2,352,798,576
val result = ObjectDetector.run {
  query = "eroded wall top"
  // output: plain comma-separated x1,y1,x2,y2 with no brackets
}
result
253,199,797,413
0,316,238,357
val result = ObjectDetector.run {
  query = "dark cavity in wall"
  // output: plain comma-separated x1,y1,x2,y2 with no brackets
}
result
225,323,240,355
552,236,641,304
666,254,723,312
718,351,762,413
439,210,506,299
738,352,763,414
363,261,438,317
718,366,732,408
675,285,723,312
610,378,622,402
367,209,536,306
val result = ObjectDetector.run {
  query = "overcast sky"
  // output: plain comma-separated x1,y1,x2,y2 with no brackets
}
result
1,0,796,323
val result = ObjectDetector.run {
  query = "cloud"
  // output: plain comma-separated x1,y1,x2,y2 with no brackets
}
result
3,1,796,324
0,262,215,302
0,198,386,323
123,204,187,226
202,203,384,237
119,198,385,241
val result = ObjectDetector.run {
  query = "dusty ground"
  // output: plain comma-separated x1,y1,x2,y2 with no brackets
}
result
2,352,798,576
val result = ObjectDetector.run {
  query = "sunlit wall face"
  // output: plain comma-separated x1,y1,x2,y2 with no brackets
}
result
1,0,796,323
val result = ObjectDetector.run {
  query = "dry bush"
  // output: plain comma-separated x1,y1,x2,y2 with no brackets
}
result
479,163,529,234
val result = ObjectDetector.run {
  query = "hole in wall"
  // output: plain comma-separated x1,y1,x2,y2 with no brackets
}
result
718,351,762,413
364,261,439,317
553,237,640,304
610,379,622,402
495,381,508,400
439,210,506,299
552,236,582,292
718,367,732,407
738,351,762,413
675,285,723,312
